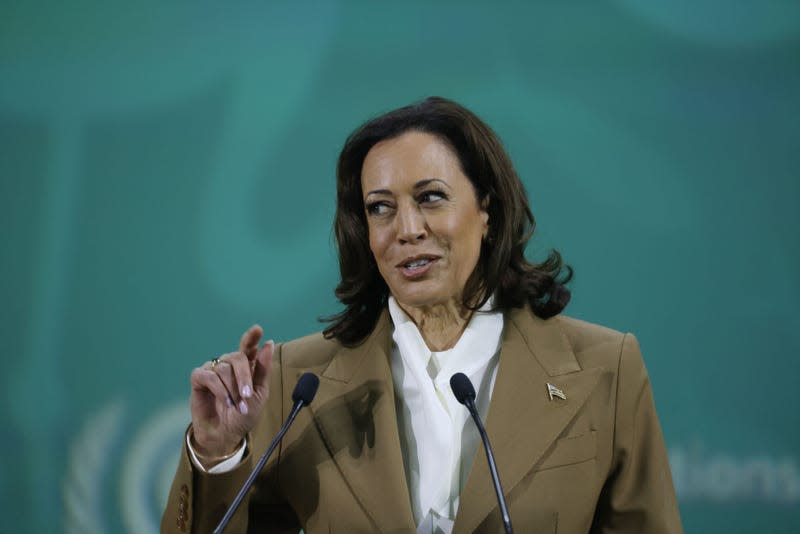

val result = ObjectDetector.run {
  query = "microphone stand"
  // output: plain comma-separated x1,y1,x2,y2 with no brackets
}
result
213,372,318,534
451,372,513,534
462,396,514,534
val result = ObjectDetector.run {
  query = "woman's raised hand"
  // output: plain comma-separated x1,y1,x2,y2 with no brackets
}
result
189,325,274,460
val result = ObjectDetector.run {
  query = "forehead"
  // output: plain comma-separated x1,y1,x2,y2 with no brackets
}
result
361,131,461,190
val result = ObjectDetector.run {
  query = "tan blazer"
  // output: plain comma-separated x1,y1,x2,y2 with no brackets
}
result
162,307,683,533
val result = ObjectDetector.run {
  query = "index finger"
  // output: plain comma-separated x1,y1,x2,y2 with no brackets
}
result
239,324,264,359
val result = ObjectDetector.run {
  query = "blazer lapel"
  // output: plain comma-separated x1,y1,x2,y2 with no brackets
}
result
309,311,417,533
454,309,604,534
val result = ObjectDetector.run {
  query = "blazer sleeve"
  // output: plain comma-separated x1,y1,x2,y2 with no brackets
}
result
591,334,684,534
160,344,301,534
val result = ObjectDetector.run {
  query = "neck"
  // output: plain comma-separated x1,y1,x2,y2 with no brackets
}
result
399,300,472,352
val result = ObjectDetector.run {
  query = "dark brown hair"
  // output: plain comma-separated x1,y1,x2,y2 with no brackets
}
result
323,96,572,346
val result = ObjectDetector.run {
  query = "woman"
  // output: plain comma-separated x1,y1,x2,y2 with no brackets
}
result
162,97,682,533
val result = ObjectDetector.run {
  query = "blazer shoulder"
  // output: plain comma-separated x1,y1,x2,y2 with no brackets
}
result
555,315,626,346
552,315,636,371
280,330,341,369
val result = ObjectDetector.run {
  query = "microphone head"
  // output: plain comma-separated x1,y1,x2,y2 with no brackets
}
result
450,372,476,405
292,372,320,406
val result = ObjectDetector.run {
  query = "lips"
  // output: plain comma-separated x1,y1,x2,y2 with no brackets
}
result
396,255,439,278
404,258,432,269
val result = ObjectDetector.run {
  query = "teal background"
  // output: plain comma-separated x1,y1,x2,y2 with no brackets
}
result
2,2,798,532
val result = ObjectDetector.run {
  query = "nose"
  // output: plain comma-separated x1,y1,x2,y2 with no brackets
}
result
395,202,427,244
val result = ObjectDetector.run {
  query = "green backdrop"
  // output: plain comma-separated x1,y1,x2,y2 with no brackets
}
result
2,2,798,533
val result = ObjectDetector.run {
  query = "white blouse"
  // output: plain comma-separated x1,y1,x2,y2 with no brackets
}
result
388,296,504,534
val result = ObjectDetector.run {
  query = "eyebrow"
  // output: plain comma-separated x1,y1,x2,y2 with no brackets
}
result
364,178,448,198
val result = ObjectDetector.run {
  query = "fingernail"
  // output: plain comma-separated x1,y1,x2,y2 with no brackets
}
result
238,400,249,415
266,339,275,348
242,385,252,398
226,396,233,407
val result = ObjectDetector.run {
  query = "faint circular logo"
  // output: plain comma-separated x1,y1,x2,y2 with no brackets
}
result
64,399,189,533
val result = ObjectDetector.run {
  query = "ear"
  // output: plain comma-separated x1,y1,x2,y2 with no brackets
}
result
480,195,490,237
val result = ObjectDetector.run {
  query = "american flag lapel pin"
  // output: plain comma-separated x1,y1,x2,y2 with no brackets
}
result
547,383,566,401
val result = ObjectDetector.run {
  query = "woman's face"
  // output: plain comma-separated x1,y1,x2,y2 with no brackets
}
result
361,131,489,313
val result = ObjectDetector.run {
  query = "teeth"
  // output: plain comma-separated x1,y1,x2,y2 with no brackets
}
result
405,259,431,269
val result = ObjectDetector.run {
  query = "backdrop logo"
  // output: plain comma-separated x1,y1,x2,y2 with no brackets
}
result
63,399,188,533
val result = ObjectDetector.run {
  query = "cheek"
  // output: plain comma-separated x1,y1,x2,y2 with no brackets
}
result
451,215,486,269
367,225,390,263
449,208,485,242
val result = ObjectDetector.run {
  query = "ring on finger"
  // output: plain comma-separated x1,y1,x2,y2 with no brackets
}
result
210,357,223,370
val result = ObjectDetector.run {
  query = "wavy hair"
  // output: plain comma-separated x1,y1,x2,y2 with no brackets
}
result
323,96,572,346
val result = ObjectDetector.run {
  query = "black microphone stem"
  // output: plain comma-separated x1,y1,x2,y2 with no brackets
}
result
465,398,514,534
212,399,304,534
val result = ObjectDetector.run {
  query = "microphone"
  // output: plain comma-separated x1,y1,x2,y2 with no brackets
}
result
213,372,320,534
450,372,513,534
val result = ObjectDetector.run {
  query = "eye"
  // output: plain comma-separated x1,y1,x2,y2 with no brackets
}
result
365,201,393,216
418,189,447,204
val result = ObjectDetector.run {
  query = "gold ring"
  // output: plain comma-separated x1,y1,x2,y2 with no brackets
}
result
210,357,221,370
